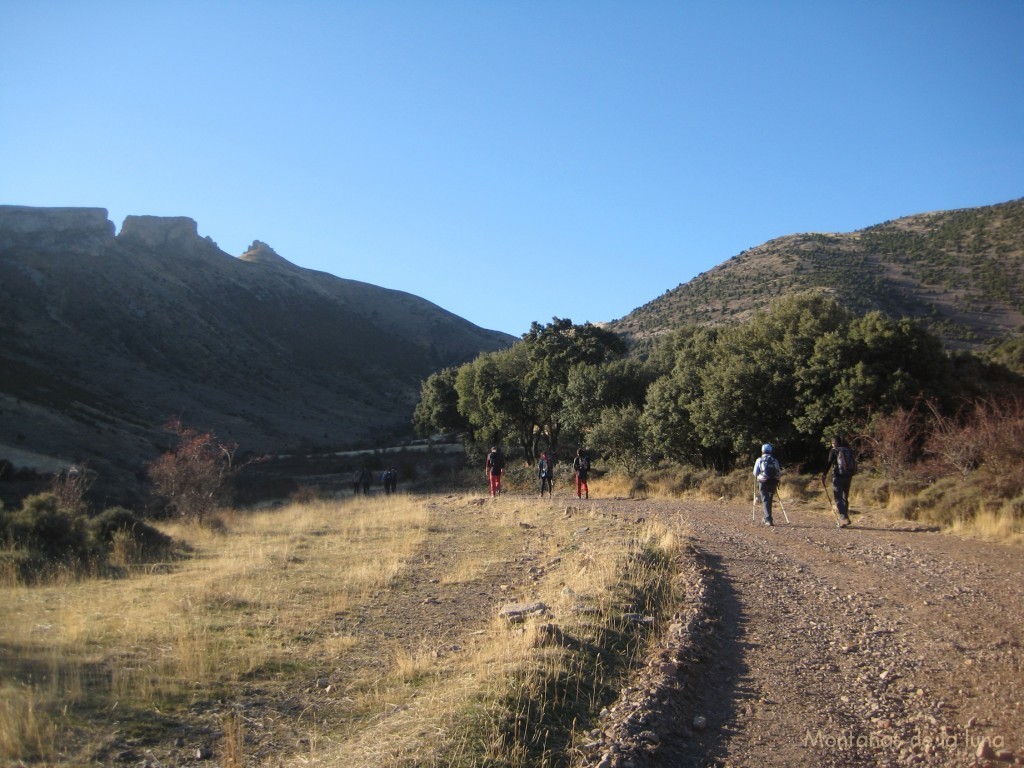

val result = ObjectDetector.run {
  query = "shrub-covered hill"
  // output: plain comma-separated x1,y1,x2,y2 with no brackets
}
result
612,197,1024,350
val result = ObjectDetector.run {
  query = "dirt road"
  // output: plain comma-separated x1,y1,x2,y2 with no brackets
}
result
612,496,1024,767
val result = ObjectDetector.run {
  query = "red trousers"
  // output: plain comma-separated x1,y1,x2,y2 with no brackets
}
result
575,474,588,498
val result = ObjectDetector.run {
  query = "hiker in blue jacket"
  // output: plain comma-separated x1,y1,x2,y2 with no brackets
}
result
753,443,781,526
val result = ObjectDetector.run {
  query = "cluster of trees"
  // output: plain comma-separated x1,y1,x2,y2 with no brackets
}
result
414,294,1023,476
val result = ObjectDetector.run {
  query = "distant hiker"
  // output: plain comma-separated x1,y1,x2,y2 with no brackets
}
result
572,448,590,499
753,443,782,526
822,436,855,527
359,467,373,495
485,446,505,497
538,452,554,497
384,466,398,494
352,469,361,496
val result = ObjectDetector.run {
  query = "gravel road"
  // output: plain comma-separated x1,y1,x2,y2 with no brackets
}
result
594,496,1023,767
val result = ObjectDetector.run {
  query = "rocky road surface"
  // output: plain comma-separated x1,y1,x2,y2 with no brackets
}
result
589,497,1023,767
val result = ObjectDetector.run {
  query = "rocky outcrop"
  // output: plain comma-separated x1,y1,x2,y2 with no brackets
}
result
118,215,213,251
239,240,293,267
0,205,115,253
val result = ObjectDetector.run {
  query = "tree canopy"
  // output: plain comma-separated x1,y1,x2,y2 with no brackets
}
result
413,297,1018,472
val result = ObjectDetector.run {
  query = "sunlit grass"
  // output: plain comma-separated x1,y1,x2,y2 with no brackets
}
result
0,493,694,766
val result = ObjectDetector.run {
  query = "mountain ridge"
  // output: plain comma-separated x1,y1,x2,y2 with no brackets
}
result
0,206,513,503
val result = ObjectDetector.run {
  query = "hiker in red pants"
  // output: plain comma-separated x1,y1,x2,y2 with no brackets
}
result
572,448,590,499
485,446,505,497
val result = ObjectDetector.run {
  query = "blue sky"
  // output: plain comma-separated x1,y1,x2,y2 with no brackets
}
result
3,2,1022,337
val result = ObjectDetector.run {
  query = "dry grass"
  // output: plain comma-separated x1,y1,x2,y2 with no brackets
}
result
596,462,1024,546
0,492,692,766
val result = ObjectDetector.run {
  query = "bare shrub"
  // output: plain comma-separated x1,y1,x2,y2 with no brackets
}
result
924,401,984,479
148,419,237,523
864,404,926,480
924,397,1024,498
49,465,94,516
973,397,1024,499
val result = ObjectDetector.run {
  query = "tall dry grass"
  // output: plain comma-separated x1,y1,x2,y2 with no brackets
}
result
0,492,693,766
0,494,429,764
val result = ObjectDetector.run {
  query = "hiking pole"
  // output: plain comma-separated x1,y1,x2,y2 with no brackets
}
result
820,476,842,528
752,482,758,524
775,491,791,524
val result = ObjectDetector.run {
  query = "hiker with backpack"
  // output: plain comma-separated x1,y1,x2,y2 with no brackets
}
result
485,446,505,497
753,443,782,526
572,448,590,499
822,436,855,527
538,452,554,497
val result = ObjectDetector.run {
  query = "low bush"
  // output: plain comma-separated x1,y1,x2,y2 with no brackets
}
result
89,507,174,557
3,493,98,566
1,495,180,583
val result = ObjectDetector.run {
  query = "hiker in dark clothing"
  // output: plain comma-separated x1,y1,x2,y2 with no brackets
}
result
359,467,372,495
538,452,553,497
822,436,855,527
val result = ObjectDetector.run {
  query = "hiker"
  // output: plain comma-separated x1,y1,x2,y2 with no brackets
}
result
359,467,373,495
538,452,554,497
572,448,590,499
822,436,855,527
753,443,782,526
380,466,397,494
485,446,505,497
352,469,361,496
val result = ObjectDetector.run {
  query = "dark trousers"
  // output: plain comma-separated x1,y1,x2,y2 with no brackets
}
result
832,475,852,516
759,480,777,521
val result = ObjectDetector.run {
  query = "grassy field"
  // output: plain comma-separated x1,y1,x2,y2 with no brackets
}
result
0,491,694,767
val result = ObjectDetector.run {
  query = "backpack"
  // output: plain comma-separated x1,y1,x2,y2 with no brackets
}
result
760,456,780,481
837,446,857,476
575,455,589,473
489,451,504,471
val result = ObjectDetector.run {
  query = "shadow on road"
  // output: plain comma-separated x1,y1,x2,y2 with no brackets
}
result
653,550,751,767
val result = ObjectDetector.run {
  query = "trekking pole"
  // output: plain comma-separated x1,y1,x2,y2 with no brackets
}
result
820,476,842,528
776,490,791,524
752,482,758,523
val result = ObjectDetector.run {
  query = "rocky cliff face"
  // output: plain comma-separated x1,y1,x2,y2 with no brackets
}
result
0,206,115,253
118,215,212,250
0,205,514,505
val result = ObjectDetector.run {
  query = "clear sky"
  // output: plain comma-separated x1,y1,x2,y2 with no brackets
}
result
3,2,1022,337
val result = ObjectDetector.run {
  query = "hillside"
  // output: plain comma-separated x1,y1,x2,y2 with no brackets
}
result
0,206,514,503
612,198,1024,349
